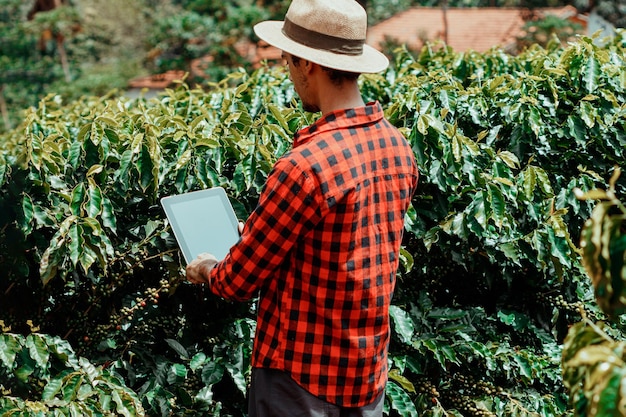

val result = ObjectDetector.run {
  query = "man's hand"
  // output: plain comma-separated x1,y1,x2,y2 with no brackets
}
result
186,253,219,285
186,221,243,285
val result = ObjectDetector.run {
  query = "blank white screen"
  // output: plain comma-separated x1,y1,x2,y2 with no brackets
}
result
163,189,239,263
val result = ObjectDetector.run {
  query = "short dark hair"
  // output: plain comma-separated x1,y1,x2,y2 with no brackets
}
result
322,66,360,85
291,55,360,85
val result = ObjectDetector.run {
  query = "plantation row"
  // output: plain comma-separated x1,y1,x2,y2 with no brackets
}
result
0,33,625,416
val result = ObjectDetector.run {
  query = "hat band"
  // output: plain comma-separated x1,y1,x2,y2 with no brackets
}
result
282,17,364,56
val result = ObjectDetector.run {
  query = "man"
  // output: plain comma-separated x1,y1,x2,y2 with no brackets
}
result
186,0,419,415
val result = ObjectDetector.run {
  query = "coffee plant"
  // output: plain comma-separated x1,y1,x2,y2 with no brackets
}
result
561,170,626,417
0,31,625,416
0,332,144,416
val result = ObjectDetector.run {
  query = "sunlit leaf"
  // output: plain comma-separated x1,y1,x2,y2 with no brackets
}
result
26,334,50,373
0,334,21,370
167,363,188,385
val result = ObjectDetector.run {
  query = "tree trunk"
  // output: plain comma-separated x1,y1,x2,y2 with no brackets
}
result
0,85,12,132
28,0,65,19
56,34,71,82
442,0,448,45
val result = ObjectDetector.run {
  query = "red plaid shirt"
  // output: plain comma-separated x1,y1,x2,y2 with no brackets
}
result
208,102,418,407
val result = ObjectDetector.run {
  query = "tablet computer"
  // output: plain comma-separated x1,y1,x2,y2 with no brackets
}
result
160,187,240,264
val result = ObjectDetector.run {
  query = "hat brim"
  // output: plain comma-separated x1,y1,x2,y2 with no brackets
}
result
254,21,389,74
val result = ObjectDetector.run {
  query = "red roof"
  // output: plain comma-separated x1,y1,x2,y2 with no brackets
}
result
366,6,581,53
127,70,187,89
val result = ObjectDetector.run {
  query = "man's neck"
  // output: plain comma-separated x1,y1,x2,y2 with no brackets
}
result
318,81,365,115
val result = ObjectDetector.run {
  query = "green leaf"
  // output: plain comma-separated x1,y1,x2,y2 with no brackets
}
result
28,131,43,170
42,377,64,400
399,247,414,272
67,141,83,170
116,149,133,190
201,361,225,386
40,245,61,285
268,104,290,132
388,369,415,393
497,150,520,169
87,180,103,218
137,146,154,192
68,223,83,268
547,224,572,271
567,115,587,146
61,373,83,401
86,164,103,177
224,344,247,394
78,122,92,142
14,361,35,382
0,334,21,370
422,339,460,368
469,191,487,230
101,196,117,233
70,183,86,216
167,363,188,385
389,305,415,344
580,101,597,128
79,357,100,382
583,54,600,93
174,149,192,171
522,166,553,199
195,386,215,406
528,106,542,136
48,336,79,368
130,132,144,155
79,240,100,273
146,134,162,193
594,370,622,416
487,183,505,228
20,193,34,234
26,334,50,373
190,352,207,371
0,162,7,188
514,353,533,381
111,388,135,417
386,381,418,417
497,310,530,331
165,339,189,360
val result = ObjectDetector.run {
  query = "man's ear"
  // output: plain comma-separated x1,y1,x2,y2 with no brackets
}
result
303,59,317,75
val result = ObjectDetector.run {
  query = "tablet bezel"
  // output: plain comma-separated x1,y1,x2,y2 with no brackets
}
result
160,187,239,264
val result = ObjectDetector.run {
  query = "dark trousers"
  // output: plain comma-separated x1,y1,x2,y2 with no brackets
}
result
248,368,384,417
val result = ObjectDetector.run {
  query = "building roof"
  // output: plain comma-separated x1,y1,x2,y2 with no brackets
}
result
127,70,187,90
366,6,581,53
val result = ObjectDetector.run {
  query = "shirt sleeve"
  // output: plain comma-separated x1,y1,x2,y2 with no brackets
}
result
207,156,322,301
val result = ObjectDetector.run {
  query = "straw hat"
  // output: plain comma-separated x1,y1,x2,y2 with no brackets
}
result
253,0,389,74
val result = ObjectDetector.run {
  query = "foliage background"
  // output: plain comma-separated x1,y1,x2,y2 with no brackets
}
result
2,0,626,416
1,26,625,416
1,0,620,133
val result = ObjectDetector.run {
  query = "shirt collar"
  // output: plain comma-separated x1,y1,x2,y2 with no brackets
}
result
293,101,384,148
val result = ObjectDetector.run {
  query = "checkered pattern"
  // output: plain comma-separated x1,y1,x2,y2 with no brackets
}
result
208,102,418,407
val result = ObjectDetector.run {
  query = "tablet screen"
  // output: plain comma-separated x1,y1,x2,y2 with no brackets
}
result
161,187,240,263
